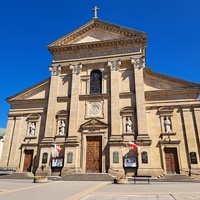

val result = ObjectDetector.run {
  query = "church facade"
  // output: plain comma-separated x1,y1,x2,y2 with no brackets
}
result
1,18,200,177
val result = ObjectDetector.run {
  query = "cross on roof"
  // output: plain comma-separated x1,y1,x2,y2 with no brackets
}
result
92,6,100,19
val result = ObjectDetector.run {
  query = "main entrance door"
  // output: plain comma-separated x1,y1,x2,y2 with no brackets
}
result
165,148,180,174
86,136,102,173
23,150,33,172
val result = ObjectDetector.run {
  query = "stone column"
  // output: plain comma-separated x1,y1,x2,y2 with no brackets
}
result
43,65,61,142
107,59,122,141
131,57,151,176
66,63,82,142
0,116,16,167
62,64,82,175
107,59,124,177
182,107,200,169
131,57,151,143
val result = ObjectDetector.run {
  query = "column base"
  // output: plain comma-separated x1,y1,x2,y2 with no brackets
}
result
36,167,52,176
137,168,164,177
108,167,125,178
61,166,83,176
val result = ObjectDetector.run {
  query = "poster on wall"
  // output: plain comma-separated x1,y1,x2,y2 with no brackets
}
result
52,157,64,167
124,157,137,167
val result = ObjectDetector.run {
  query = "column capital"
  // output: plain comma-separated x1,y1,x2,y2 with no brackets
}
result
107,59,121,71
131,57,146,69
70,63,82,75
49,65,61,76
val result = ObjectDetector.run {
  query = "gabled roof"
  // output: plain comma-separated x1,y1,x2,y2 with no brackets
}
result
47,19,147,53
6,78,50,103
144,68,200,91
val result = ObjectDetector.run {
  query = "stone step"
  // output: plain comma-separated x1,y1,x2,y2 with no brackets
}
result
0,172,34,179
56,173,114,181
157,174,199,182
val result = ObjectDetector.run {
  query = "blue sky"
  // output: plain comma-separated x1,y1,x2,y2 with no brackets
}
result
0,0,200,128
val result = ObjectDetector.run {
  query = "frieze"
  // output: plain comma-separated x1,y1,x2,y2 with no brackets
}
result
54,46,141,61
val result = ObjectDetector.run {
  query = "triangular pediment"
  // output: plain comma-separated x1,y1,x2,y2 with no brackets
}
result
7,78,50,102
47,19,146,48
72,29,125,44
144,69,199,91
81,118,108,130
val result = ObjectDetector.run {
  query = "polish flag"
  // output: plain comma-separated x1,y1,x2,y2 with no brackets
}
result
127,141,141,150
56,144,61,153
52,144,61,157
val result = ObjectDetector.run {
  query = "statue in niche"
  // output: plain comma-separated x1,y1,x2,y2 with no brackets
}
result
29,122,36,136
164,116,172,133
59,120,65,135
126,117,132,132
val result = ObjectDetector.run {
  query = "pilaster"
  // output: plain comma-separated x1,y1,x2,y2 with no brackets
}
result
131,57,151,144
0,116,16,167
107,59,124,175
43,65,61,142
108,59,122,141
181,107,200,169
7,116,22,167
66,63,82,143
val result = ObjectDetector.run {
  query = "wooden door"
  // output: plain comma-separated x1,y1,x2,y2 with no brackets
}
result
165,148,180,174
86,136,102,173
23,150,33,172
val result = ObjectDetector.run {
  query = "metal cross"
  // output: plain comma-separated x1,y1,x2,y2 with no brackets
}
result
92,6,100,19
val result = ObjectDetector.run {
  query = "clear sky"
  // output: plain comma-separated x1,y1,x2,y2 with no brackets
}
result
0,0,200,128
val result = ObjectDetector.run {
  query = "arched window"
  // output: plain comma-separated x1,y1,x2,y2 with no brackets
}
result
90,70,102,94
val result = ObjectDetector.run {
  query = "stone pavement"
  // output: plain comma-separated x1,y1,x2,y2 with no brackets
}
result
0,179,199,200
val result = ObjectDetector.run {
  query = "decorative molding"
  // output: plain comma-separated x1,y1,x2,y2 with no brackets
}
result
85,100,104,118
81,118,107,130
70,63,82,75
53,45,142,61
107,59,121,71
131,57,146,69
49,65,61,76
79,93,109,100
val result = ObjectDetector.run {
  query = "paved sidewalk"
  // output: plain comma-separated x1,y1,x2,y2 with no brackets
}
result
0,179,199,200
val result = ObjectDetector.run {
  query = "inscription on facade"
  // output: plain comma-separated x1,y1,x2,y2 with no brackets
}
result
54,46,141,61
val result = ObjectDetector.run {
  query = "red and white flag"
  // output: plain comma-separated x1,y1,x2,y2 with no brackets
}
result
56,145,61,153
127,141,141,150
52,144,61,157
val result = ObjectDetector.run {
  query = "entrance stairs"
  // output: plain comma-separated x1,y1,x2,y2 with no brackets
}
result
157,174,200,182
0,172,34,179
55,173,114,181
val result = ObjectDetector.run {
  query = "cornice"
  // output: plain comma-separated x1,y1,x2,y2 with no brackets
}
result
48,37,146,54
79,93,109,101
8,98,48,105
146,100,200,109
145,87,200,97
144,68,200,86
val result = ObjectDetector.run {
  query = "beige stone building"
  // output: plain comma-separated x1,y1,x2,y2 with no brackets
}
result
1,17,200,177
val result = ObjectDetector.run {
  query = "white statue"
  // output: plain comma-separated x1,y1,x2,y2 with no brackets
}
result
59,120,65,135
164,117,172,133
29,122,36,136
126,117,132,132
